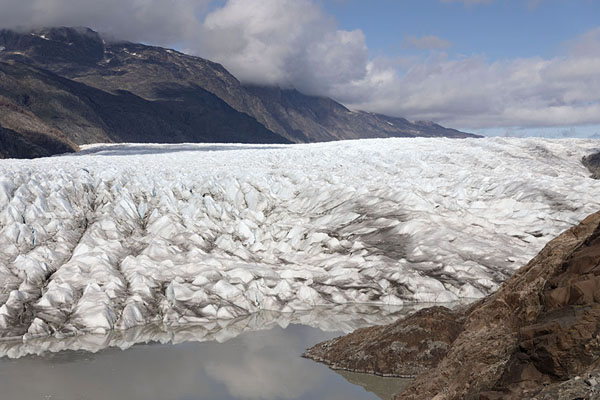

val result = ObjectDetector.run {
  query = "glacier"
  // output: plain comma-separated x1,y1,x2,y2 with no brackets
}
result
0,137,599,342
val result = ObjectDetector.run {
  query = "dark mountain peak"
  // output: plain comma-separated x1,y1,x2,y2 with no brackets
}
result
0,26,103,51
0,26,105,72
35,26,103,43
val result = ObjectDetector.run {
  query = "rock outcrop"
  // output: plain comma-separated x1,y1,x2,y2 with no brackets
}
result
305,211,600,399
305,306,465,378
583,151,600,179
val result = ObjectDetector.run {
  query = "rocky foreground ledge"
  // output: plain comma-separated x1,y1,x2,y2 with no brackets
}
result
305,211,600,399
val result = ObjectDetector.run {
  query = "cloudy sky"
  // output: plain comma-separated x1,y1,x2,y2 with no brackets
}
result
0,0,599,137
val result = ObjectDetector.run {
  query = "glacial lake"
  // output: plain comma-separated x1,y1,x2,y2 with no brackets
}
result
0,324,411,400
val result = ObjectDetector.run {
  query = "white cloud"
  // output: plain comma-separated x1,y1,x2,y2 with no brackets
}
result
0,0,598,132
0,0,209,46
337,42,600,130
166,0,600,131
197,0,368,95
403,35,452,50
565,27,600,57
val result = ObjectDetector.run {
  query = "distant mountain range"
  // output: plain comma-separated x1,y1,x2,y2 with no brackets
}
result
0,27,479,158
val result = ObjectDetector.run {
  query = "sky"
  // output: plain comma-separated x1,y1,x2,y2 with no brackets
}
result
0,0,599,137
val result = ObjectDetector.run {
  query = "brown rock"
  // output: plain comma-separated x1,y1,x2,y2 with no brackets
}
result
304,306,464,377
545,286,570,309
305,211,600,399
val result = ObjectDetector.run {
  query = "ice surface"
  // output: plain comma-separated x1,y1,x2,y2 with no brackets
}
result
0,138,599,340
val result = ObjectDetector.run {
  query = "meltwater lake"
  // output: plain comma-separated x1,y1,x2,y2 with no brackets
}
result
0,324,411,400
0,306,420,400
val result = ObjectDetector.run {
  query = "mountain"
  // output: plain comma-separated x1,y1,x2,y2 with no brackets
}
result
0,60,286,147
305,211,600,399
0,27,478,158
243,85,475,142
0,90,76,158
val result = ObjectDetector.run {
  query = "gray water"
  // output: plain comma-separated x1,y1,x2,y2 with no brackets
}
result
0,324,410,400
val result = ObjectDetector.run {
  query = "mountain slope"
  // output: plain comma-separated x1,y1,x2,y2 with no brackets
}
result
0,28,473,156
0,27,294,143
0,122,75,159
0,58,289,156
0,90,76,158
244,85,476,142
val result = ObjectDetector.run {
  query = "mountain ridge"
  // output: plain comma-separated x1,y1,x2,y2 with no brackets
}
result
0,27,479,158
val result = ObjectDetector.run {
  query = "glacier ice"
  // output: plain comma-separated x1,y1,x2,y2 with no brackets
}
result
0,138,599,341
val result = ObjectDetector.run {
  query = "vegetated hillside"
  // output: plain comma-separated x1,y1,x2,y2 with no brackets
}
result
0,27,478,158
306,210,600,399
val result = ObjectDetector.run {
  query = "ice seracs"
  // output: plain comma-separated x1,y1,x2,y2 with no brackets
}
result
0,138,599,340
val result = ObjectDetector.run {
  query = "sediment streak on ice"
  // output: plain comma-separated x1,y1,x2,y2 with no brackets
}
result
0,138,599,339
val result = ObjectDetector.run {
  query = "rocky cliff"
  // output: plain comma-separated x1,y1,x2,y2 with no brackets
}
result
0,27,290,159
305,211,600,399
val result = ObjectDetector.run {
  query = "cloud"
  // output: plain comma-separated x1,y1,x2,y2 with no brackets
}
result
196,0,368,95
0,0,209,46
335,34,600,130
0,0,598,132
403,35,452,50
565,27,600,57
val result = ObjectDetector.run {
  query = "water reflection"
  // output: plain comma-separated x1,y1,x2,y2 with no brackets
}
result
338,371,412,400
0,304,435,359
0,324,395,400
